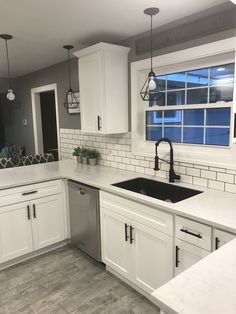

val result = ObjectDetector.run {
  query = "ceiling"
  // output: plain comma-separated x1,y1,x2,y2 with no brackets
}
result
0,0,231,78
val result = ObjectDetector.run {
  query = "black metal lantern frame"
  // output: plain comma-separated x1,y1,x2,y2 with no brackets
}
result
140,8,162,104
63,45,80,114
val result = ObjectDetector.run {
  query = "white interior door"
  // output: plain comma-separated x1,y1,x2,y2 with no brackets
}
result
100,207,131,280
132,221,173,293
175,239,209,276
31,194,65,250
0,202,33,263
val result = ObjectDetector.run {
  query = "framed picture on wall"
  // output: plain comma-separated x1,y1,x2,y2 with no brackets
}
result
67,92,80,114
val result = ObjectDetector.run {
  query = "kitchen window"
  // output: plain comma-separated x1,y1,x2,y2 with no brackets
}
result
146,63,234,147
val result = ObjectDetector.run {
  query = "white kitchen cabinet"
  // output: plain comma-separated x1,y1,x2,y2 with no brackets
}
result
74,42,130,134
0,202,33,263
101,208,131,280
100,191,174,294
213,229,236,251
0,180,66,264
132,220,173,293
174,239,209,276
31,194,65,250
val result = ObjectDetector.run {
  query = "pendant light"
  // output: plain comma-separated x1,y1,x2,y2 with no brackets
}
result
140,8,162,103
0,34,15,101
63,45,79,113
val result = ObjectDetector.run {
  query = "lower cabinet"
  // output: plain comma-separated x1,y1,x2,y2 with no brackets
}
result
0,202,33,263
0,194,65,264
101,207,173,293
213,228,236,251
174,239,209,276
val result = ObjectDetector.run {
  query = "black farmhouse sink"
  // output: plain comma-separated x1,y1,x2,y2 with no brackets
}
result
112,177,202,203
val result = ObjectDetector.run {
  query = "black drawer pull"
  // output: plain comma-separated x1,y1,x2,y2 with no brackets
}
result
175,245,180,267
97,116,101,131
22,190,38,196
215,237,220,250
130,226,134,244
180,228,202,239
124,223,129,242
27,205,30,220
33,204,36,218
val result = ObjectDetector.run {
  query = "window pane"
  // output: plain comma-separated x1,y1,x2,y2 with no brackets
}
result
167,90,185,106
187,68,208,88
183,127,204,144
187,88,208,104
167,72,185,90
164,127,181,142
155,75,166,91
210,63,235,86
206,108,230,126
164,110,182,125
146,127,162,141
206,128,230,146
184,109,204,126
146,111,163,125
150,92,165,107
209,85,233,103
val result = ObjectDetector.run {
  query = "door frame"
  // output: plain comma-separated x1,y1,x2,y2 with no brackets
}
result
31,83,60,159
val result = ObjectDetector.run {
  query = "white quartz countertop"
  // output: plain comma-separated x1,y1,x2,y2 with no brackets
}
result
151,238,236,314
1,159,236,313
1,159,236,234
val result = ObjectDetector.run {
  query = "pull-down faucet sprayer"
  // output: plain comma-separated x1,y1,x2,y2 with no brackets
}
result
154,138,181,183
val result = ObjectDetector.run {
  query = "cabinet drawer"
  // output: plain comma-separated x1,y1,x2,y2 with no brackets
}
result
100,191,173,236
175,216,212,251
0,180,62,208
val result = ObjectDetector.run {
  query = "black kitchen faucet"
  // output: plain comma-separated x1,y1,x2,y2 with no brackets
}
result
154,138,181,183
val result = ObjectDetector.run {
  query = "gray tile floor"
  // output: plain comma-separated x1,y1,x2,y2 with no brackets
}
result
0,246,160,314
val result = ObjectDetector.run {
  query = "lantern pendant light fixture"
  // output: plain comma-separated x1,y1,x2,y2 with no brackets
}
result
140,8,162,103
0,34,15,101
63,44,79,113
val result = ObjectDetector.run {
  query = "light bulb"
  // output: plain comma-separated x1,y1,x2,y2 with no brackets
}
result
148,77,156,91
7,89,15,101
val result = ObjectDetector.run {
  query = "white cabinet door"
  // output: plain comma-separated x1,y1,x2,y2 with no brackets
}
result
100,207,131,280
213,229,236,251
31,194,65,250
175,239,209,276
79,52,103,133
0,202,33,263
132,221,173,293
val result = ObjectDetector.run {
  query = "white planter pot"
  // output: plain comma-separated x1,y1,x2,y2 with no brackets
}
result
82,156,88,164
76,156,82,163
88,158,97,166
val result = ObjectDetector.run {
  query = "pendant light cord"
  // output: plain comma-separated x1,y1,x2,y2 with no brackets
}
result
150,14,153,72
67,49,72,90
5,39,12,88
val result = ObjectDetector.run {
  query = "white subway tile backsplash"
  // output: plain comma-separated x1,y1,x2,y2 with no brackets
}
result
60,129,236,194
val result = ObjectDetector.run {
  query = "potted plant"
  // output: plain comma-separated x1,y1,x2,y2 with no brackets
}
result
88,149,100,166
73,146,82,163
81,147,89,164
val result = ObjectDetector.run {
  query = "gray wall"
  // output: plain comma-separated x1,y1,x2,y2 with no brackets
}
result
4,58,79,153
5,2,236,154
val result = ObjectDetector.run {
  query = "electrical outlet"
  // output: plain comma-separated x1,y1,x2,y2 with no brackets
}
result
23,119,28,126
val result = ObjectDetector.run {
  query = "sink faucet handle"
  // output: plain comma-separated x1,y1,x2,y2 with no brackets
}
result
154,156,160,171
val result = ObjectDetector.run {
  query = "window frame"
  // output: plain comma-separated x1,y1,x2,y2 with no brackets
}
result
131,37,236,169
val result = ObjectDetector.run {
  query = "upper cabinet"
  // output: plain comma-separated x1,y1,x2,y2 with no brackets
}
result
74,43,130,134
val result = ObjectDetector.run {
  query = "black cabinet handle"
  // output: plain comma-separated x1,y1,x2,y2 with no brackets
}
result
27,205,30,220
22,190,38,196
33,204,36,218
215,237,220,250
97,116,101,131
175,245,180,268
180,228,202,239
130,226,134,244
124,223,129,242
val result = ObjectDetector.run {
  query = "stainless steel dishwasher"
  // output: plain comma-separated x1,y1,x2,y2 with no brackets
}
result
68,180,101,262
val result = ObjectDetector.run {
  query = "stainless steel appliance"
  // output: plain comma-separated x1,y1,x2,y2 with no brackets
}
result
68,180,101,261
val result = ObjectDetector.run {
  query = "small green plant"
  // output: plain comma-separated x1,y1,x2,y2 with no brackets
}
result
81,147,89,157
73,146,82,156
88,149,100,159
